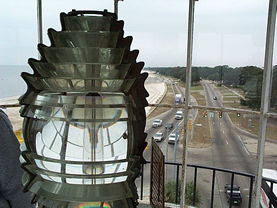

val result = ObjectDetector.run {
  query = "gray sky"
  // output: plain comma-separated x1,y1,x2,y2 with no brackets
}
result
0,0,276,67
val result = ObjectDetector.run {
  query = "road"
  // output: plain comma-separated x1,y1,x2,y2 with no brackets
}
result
137,78,257,207
198,80,256,207
136,77,198,200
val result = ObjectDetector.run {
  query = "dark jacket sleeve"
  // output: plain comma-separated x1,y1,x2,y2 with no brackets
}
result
0,110,34,208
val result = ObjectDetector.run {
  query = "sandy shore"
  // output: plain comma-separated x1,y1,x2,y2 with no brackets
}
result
0,96,22,131
0,95,20,105
145,82,166,116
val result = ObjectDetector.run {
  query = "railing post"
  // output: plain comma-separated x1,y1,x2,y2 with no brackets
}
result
140,163,144,200
210,170,216,208
37,0,43,44
269,181,273,207
37,0,43,59
254,0,277,206
175,164,180,204
192,167,197,206
229,173,234,208
114,0,118,16
248,177,254,208
180,0,198,206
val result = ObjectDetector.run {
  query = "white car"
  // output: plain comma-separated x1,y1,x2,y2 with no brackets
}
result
168,133,179,144
153,132,164,142
175,111,183,120
152,119,163,128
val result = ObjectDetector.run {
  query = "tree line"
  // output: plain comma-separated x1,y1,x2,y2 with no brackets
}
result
146,65,277,110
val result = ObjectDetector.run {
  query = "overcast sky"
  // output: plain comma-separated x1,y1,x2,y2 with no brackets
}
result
0,0,276,67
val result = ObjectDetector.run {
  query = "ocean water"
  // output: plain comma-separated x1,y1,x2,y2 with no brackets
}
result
0,65,32,98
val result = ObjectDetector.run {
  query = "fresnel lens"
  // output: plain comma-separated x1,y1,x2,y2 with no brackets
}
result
19,10,148,208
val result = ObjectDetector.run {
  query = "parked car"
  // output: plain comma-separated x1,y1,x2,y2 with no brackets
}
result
165,122,174,129
213,96,217,100
152,119,163,128
168,133,179,144
153,132,164,142
175,111,183,120
224,184,242,206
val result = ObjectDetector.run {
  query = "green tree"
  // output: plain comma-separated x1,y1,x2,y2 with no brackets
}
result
165,180,201,206
239,66,263,110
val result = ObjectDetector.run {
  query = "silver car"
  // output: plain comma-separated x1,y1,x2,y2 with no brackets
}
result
152,119,163,128
168,133,179,144
175,111,183,120
153,132,164,142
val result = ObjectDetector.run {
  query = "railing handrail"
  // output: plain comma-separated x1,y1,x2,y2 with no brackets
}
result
146,160,277,183
263,176,277,184
145,160,255,178
141,160,277,207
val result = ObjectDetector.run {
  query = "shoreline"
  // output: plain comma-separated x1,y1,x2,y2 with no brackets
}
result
0,95,20,105
0,95,22,131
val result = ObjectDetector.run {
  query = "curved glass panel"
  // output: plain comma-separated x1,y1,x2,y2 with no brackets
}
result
24,76,134,92
50,31,121,48
33,119,128,161
30,62,130,79
22,106,128,120
42,48,125,64
22,92,126,106
63,16,113,32
34,160,128,176
24,93,130,185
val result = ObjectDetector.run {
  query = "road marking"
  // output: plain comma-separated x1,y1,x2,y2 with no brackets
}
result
238,135,250,155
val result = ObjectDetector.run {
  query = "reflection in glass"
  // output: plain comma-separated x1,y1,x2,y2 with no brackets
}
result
25,93,129,185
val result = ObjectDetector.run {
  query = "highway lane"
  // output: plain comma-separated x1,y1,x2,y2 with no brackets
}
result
201,80,256,207
136,78,257,207
144,80,186,159
137,79,188,198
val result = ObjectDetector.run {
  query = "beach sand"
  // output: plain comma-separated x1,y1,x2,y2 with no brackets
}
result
0,96,23,131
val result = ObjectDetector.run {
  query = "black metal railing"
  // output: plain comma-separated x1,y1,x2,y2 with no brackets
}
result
262,176,277,207
139,161,277,208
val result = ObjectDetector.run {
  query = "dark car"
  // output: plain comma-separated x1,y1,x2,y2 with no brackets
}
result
165,122,173,129
224,184,242,206
213,96,217,100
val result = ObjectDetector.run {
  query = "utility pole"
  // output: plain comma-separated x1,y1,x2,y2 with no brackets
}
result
180,0,198,207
